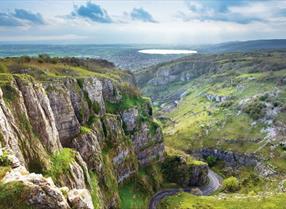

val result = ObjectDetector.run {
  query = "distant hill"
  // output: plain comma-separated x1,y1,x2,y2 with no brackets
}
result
199,39,286,53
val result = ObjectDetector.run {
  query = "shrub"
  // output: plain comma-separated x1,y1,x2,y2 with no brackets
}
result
0,166,10,181
106,94,146,114
223,176,240,192
244,99,266,120
206,156,217,167
0,150,11,166
18,56,31,63
87,115,97,127
1,85,18,103
149,120,160,136
220,100,233,108
259,94,269,101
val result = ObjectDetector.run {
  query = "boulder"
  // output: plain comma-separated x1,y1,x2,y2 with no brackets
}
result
68,189,94,209
2,166,71,209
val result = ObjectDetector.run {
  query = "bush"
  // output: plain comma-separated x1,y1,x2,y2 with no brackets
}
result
244,99,266,120
223,176,240,192
149,120,160,136
206,156,217,167
0,150,11,166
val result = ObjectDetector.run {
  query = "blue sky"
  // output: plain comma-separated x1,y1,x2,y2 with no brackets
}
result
0,0,286,44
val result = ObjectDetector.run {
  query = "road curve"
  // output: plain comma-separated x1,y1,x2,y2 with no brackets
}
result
148,169,222,209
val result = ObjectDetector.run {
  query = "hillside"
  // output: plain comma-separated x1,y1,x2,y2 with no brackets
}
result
158,192,286,209
135,51,286,207
199,39,286,53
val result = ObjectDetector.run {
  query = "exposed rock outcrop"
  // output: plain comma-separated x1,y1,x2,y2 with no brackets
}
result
2,166,71,209
0,58,165,209
68,189,94,209
195,148,276,177
16,77,62,153
189,164,208,186
57,152,91,190
1,151,94,209
121,105,164,166
71,131,103,174
45,82,80,146
0,80,50,172
82,77,105,115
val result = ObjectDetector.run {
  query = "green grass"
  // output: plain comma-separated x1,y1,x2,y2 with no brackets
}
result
106,94,148,113
90,172,102,209
0,182,35,209
101,152,119,204
119,181,149,209
162,70,278,154
80,126,92,134
0,166,11,181
158,192,286,209
45,148,76,182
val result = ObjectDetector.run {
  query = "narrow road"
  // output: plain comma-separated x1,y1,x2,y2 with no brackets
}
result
148,169,222,209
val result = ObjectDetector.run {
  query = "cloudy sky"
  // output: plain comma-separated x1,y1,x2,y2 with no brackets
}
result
0,0,286,44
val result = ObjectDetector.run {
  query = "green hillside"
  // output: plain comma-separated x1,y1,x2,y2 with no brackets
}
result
136,51,286,208
158,192,286,209
136,51,286,172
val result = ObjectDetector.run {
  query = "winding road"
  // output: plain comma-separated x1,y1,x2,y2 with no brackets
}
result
148,169,222,209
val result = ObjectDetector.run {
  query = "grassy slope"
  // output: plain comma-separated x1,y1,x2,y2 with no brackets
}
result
136,52,286,208
136,52,286,173
158,192,286,209
163,68,286,171
0,56,130,83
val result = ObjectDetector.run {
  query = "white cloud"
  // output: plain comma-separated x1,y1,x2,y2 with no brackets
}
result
0,0,285,44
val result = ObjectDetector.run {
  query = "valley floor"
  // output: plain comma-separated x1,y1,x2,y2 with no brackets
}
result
158,192,286,209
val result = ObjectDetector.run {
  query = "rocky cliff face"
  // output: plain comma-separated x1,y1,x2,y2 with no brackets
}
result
0,58,165,209
194,148,276,177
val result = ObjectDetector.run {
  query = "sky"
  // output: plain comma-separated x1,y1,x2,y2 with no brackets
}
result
0,0,286,44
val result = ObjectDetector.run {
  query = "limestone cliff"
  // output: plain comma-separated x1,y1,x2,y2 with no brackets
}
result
0,57,165,209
